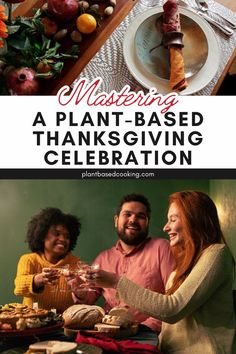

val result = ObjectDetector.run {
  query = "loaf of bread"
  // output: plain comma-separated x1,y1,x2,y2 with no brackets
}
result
94,323,121,333
62,304,105,329
103,307,134,328
109,307,133,319
90,307,135,328
102,314,132,328
94,322,139,337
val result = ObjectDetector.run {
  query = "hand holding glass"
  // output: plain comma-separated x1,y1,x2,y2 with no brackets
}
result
42,267,60,285
42,265,70,292
73,262,100,292
82,268,120,289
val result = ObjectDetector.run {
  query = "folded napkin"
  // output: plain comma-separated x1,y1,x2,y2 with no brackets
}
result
162,0,187,92
76,331,161,354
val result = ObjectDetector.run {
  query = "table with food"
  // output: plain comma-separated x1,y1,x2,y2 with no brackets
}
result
0,301,154,353
0,0,139,95
0,0,235,95
0,260,159,354
0,0,236,95
75,0,236,95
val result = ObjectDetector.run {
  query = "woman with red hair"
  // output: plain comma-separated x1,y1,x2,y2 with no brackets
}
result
86,191,236,354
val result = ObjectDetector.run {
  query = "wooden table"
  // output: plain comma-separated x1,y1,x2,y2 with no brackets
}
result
212,0,236,94
13,0,139,95
217,0,236,12
12,0,236,95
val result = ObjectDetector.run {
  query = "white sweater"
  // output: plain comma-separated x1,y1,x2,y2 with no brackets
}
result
116,244,236,354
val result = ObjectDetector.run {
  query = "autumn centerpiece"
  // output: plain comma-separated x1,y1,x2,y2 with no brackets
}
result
0,0,116,95
0,0,80,94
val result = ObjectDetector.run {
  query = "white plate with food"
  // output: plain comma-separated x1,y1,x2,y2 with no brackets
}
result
123,6,220,95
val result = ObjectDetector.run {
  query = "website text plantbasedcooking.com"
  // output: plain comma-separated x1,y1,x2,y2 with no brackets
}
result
81,170,155,179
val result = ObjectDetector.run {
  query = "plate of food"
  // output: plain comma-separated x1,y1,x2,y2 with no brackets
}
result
123,6,220,95
0,303,63,337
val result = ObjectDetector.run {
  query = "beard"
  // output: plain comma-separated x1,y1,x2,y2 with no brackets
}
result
116,223,149,246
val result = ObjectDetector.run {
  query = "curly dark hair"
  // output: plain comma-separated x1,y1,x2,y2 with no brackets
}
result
26,207,81,252
116,194,151,219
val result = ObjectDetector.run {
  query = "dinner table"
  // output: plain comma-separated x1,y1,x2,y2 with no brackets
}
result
0,327,103,353
0,323,159,353
7,0,236,95
74,0,236,96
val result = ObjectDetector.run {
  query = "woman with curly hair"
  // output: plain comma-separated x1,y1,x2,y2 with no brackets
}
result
85,191,236,354
14,207,81,312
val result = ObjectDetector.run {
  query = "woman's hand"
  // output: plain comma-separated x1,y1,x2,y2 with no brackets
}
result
85,269,120,289
33,268,60,289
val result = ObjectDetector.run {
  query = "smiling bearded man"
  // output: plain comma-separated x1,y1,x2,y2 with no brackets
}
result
114,198,149,248
72,194,175,336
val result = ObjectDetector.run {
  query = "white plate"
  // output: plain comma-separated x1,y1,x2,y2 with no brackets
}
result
123,6,220,95
134,12,208,80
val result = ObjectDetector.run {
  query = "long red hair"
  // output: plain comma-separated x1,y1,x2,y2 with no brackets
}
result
166,191,225,294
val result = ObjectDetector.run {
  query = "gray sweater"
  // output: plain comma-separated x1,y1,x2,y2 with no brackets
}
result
116,244,236,354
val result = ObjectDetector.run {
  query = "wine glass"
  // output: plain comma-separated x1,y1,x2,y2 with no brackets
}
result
43,265,71,293
73,261,99,292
